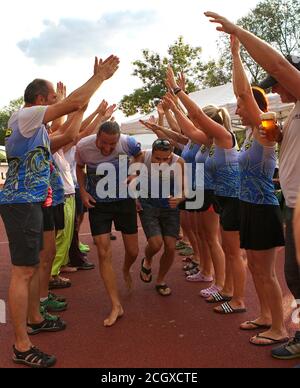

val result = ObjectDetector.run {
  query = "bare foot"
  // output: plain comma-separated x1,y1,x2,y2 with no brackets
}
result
103,306,124,327
240,317,272,330
123,269,133,291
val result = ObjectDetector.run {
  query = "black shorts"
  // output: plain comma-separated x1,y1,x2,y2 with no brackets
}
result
0,203,43,266
75,188,87,216
216,196,240,232
181,190,220,213
139,208,180,239
42,204,65,232
239,201,285,251
89,199,137,236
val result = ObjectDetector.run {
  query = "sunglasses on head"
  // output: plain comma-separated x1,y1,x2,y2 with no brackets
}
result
152,139,172,151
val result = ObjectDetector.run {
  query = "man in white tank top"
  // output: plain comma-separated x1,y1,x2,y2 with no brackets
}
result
135,139,185,296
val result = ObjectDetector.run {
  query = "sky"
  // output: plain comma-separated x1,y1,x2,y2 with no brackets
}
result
1,0,261,122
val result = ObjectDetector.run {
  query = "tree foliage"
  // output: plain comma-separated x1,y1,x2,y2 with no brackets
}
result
120,37,203,116
218,0,300,84
0,97,24,145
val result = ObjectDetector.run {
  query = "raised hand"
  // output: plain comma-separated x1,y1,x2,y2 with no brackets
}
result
177,72,186,92
103,104,117,121
96,100,109,115
56,82,66,102
139,119,157,132
94,55,120,80
204,12,238,35
157,102,164,116
163,93,178,112
166,65,179,90
230,34,241,56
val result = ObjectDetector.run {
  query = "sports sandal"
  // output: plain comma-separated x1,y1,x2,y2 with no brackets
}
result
48,276,71,290
27,317,66,335
13,346,56,368
206,292,232,304
155,284,172,297
140,258,152,283
214,302,247,315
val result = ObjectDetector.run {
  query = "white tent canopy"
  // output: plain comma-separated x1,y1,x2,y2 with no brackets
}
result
121,83,294,134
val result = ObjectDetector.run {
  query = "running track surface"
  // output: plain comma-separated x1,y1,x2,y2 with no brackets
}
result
0,218,298,369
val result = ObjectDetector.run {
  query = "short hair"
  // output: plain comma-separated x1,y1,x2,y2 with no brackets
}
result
252,86,269,113
24,79,50,104
98,121,120,136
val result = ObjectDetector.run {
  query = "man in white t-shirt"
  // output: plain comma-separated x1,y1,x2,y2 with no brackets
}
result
76,121,142,327
0,56,120,368
203,10,300,360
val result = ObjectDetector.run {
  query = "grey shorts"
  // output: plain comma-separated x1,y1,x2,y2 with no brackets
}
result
139,207,180,239
0,203,43,267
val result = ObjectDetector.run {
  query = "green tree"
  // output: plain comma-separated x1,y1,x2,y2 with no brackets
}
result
217,0,300,85
0,97,24,145
120,37,203,116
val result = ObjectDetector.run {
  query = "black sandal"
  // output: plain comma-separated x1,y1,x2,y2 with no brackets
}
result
155,284,172,297
12,346,56,368
27,317,66,336
140,258,152,283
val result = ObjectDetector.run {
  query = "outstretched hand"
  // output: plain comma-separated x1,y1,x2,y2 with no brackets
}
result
204,12,238,35
56,82,66,102
94,55,120,80
96,100,109,116
177,72,186,92
163,93,178,112
166,65,179,90
104,104,117,121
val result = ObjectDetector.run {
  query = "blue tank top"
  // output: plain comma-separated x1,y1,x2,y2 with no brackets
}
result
203,145,216,191
239,137,278,205
213,143,240,198
195,145,209,191
0,118,51,204
50,156,65,206
181,141,200,189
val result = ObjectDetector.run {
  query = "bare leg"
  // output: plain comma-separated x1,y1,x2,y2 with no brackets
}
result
157,237,177,285
121,233,139,290
247,249,287,343
197,214,213,277
9,266,36,352
94,234,123,327
141,236,164,282
28,266,44,324
202,211,225,289
39,231,56,299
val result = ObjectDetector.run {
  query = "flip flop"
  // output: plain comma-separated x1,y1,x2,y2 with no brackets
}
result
206,292,232,304
250,334,290,347
155,284,172,297
140,258,152,283
240,321,272,331
214,302,247,315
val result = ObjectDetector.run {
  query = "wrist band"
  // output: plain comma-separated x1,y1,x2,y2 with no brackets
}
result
173,87,182,95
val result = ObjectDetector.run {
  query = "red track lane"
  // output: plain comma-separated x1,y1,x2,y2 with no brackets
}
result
0,217,299,369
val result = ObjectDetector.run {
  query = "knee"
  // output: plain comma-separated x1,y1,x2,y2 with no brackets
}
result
12,266,36,283
149,241,163,255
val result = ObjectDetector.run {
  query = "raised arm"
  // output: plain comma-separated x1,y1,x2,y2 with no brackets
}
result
166,68,232,147
50,105,87,154
50,82,67,133
44,55,120,123
204,11,300,101
231,35,261,126
163,94,210,146
139,118,188,146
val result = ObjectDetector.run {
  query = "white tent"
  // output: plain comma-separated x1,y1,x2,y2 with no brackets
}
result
121,83,295,134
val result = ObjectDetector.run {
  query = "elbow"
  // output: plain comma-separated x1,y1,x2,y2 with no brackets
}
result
267,57,288,80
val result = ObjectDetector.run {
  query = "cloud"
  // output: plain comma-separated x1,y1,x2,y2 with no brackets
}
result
17,10,157,65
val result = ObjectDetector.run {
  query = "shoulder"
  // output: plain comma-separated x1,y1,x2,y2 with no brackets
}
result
77,134,97,150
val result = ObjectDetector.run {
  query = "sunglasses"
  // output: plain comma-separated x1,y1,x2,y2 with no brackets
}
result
152,139,172,151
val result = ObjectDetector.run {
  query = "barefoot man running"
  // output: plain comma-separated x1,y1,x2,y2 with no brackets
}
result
76,121,142,327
